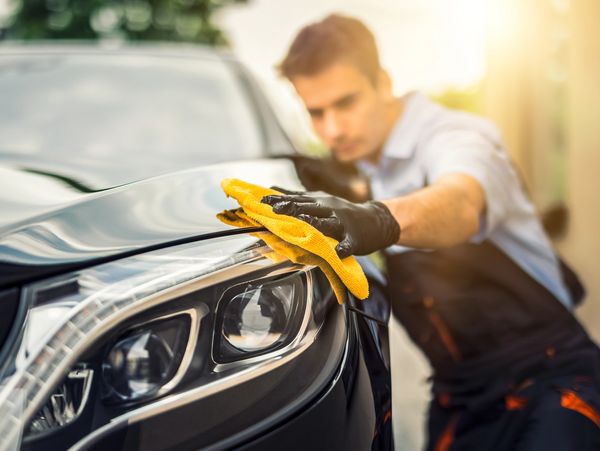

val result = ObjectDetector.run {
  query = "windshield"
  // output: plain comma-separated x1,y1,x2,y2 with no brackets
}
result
0,52,264,169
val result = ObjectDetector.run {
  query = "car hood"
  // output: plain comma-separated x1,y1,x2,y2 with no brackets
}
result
0,159,302,288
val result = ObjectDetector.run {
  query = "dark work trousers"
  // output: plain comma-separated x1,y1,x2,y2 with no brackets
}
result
386,241,600,451
426,375,600,450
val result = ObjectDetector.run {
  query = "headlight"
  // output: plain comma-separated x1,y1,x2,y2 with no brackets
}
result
0,234,342,450
27,366,93,436
216,274,305,360
101,313,194,404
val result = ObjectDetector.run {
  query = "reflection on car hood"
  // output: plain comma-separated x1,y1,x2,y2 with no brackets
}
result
0,159,302,288
0,152,272,195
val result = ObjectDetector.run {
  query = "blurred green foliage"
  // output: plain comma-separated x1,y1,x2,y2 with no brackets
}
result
6,0,247,45
431,85,484,114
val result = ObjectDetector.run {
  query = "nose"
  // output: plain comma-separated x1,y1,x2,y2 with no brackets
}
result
321,110,343,142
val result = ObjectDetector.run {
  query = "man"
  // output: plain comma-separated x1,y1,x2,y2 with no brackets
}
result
262,14,600,450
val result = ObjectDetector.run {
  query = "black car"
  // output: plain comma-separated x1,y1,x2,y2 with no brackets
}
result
0,44,393,450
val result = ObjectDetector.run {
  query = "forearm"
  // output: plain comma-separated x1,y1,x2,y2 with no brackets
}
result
381,173,485,249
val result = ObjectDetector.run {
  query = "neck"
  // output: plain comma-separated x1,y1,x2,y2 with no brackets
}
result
366,98,404,164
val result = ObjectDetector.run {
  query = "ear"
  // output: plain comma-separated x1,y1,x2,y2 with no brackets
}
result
376,69,394,102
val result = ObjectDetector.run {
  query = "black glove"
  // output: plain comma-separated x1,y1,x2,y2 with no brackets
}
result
261,192,400,259
281,154,370,203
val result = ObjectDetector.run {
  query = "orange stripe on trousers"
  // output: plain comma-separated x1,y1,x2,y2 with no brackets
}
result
561,389,600,429
435,413,460,451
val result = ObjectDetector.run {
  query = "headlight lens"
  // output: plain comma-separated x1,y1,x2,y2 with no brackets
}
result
0,234,338,450
218,274,304,358
102,314,191,403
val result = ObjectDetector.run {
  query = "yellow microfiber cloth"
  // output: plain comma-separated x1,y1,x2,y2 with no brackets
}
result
217,178,369,304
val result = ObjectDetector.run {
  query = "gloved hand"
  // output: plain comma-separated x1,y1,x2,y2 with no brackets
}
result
283,154,370,203
261,192,400,259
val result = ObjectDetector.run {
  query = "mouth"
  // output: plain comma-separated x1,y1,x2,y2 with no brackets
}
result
334,141,359,155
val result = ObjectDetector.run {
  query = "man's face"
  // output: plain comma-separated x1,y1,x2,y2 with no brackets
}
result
291,62,391,163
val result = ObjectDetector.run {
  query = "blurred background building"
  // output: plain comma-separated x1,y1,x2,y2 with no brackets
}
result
483,0,600,345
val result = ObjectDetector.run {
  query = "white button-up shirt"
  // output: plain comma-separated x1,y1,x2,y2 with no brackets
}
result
357,92,572,309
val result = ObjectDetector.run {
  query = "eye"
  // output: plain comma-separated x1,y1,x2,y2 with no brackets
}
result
335,93,358,110
308,108,323,119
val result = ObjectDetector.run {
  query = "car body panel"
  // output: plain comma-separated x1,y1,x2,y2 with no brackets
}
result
0,159,303,288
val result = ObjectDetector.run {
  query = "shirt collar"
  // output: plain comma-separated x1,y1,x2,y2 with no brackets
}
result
380,91,431,160
356,91,436,175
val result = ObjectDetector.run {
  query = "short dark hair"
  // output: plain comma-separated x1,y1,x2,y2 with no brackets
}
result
278,14,381,85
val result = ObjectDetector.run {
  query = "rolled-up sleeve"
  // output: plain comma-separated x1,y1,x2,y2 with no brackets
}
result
421,126,518,241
